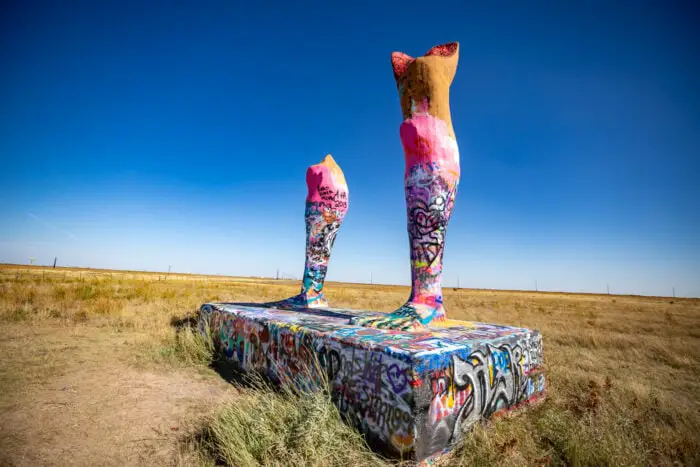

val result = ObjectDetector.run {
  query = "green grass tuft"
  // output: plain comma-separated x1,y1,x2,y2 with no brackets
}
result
154,323,214,367
198,374,386,467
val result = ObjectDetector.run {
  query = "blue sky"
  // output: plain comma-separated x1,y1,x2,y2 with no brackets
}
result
1,1,699,297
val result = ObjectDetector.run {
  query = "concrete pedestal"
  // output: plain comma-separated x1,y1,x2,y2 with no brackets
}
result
199,302,546,462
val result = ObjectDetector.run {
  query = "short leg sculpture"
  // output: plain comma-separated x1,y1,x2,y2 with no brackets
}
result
270,154,349,309
352,42,460,330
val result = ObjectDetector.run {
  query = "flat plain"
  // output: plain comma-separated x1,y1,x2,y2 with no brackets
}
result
0,264,698,466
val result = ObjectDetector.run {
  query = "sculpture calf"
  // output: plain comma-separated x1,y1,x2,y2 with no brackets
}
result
353,42,461,330
270,154,348,309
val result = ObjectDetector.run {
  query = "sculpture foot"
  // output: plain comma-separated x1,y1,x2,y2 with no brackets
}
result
350,303,445,331
267,293,329,310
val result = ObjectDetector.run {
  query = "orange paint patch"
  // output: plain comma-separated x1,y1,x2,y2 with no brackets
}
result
391,432,415,450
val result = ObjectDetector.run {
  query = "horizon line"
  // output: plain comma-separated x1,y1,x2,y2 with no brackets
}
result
1,262,695,300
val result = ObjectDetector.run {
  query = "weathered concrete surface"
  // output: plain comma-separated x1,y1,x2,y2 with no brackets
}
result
199,302,546,461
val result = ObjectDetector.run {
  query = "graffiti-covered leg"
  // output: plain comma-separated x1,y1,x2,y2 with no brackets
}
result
352,42,460,330
270,154,349,309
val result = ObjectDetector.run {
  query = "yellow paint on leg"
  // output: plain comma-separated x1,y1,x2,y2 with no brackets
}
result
319,154,347,188
429,318,477,329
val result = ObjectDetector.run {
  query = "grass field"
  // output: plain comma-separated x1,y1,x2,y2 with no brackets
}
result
0,264,699,466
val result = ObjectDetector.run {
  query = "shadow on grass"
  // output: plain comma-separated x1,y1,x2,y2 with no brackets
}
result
209,360,258,390
170,314,198,330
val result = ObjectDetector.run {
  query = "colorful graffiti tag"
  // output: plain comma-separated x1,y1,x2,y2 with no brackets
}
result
414,336,546,459
200,302,546,461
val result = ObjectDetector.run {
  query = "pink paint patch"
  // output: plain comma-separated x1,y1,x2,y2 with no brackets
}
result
412,295,440,308
400,114,459,176
429,375,471,424
306,165,348,212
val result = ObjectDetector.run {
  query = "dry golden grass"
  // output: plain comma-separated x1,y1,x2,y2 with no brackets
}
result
1,264,699,466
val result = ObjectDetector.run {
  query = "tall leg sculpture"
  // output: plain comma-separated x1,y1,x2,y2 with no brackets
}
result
271,154,349,309
352,42,460,330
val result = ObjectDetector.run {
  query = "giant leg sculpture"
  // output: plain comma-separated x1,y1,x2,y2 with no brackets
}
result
270,154,349,309
352,42,460,330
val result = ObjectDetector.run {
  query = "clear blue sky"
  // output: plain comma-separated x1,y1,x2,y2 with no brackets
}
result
1,1,699,297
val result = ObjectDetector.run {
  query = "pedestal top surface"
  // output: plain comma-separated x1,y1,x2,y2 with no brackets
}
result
203,302,537,363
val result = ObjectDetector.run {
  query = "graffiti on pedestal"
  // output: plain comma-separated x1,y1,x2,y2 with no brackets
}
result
203,305,419,453
200,303,546,459
419,334,545,457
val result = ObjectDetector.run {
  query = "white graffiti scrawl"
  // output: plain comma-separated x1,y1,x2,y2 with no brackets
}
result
422,337,545,457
